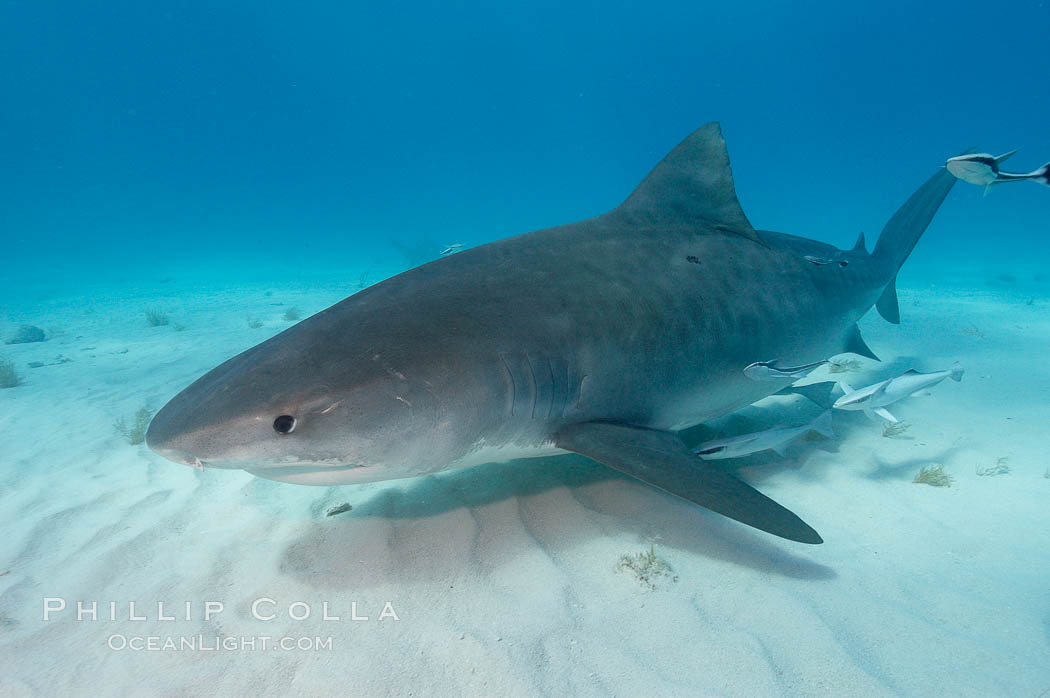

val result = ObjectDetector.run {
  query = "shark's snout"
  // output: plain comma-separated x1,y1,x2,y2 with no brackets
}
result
145,397,227,470
145,411,198,467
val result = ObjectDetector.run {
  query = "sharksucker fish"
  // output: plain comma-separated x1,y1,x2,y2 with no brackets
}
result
834,363,965,423
743,358,829,381
946,150,1050,191
146,122,958,544
695,411,834,460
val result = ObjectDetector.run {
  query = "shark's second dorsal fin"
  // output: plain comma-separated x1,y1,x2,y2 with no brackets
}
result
853,232,867,253
611,122,761,244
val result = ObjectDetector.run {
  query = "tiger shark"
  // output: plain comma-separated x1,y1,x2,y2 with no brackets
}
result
146,122,957,544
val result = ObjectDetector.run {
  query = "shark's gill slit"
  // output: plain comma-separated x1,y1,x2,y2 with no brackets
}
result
524,352,538,419
545,356,557,420
499,353,517,418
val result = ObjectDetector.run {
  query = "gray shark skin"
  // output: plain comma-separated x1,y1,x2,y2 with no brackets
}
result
147,123,957,544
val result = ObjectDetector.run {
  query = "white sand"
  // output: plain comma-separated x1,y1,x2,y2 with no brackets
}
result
1,270,1048,697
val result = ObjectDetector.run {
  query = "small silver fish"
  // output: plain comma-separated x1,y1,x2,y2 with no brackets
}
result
744,359,828,382
694,411,833,459
946,151,1049,191
833,363,964,422
440,244,464,256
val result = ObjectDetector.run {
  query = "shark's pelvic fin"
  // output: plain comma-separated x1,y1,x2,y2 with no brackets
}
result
876,275,901,324
775,381,838,409
554,422,822,544
845,324,879,361
611,122,762,244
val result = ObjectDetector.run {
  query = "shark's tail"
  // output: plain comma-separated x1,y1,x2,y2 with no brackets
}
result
872,168,958,324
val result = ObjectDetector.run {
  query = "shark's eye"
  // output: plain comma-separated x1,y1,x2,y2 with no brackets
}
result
273,415,296,434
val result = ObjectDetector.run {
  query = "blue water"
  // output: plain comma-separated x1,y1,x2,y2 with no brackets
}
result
3,0,1047,288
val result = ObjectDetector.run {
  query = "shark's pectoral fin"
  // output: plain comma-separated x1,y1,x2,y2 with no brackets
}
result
876,275,901,324
845,324,879,361
554,422,822,544
870,407,897,423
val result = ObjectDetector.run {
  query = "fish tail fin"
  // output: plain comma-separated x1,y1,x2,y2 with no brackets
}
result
872,167,958,318
994,149,1019,164
949,362,965,382
810,410,834,439
1033,162,1050,186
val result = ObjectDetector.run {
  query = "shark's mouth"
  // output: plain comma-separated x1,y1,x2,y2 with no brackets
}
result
243,464,367,486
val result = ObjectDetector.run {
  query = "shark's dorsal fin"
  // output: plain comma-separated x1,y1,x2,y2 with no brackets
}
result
611,122,761,243
853,231,867,253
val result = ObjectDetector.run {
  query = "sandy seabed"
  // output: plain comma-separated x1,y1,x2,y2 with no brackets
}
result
1,268,1048,697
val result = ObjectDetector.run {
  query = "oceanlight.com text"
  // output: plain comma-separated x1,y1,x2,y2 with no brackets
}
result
107,634,334,652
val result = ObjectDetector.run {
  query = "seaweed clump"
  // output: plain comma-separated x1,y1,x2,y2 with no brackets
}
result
115,407,153,445
144,309,169,327
0,359,21,388
975,456,1010,477
6,325,46,344
616,543,678,590
283,307,301,322
882,421,910,438
913,464,953,487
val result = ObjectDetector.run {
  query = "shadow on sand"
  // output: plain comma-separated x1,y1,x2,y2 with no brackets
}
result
276,451,836,590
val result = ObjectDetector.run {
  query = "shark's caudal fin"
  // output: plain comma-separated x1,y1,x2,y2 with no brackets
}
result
872,167,958,322
555,422,822,544
611,122,763,244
